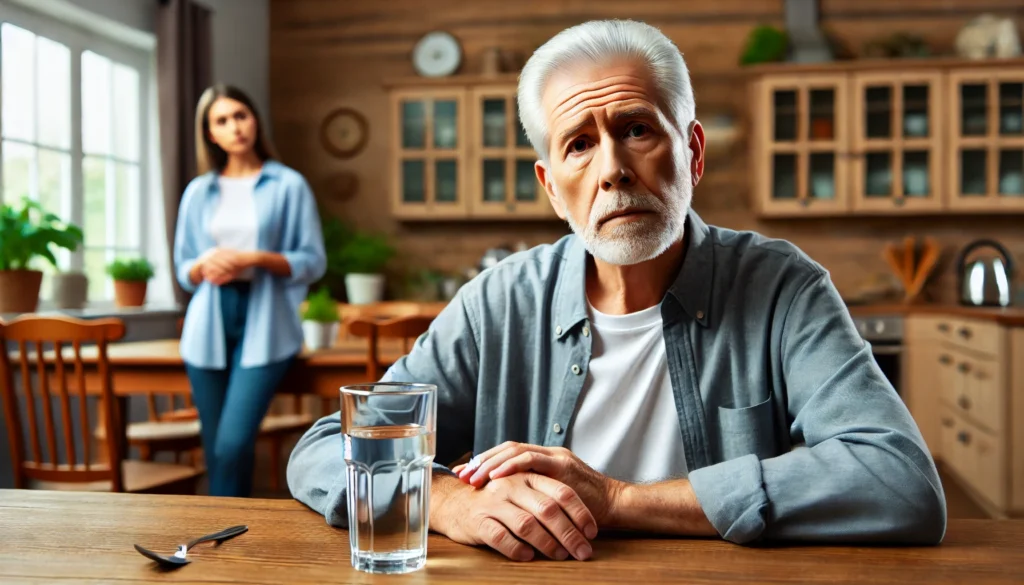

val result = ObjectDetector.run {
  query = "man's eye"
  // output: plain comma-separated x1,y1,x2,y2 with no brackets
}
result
627,124,649,138
570,138,589,153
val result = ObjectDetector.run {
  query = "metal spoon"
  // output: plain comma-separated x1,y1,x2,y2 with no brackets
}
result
134,525,248,568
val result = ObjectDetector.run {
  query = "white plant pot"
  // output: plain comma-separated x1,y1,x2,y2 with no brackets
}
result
302,320,339,351
51,272,89,310
344,273,385,305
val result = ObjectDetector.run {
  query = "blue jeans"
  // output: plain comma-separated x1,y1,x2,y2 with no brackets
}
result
184,282,294,497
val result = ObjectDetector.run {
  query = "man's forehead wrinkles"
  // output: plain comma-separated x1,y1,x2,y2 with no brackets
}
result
551,75,650,114
557,92,649,125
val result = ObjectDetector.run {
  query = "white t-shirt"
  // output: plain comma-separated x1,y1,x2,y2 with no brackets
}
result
209,175,260,280
565,301,688,483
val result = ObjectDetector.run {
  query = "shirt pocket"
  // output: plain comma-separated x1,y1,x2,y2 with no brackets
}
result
717,392,777,462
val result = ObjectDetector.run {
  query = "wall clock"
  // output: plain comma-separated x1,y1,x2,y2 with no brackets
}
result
412,31,462,77
319,107,369,159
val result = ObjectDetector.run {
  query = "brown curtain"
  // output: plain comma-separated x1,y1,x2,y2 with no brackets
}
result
157,0,212,304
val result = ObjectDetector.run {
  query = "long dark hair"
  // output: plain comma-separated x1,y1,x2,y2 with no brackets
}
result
194,84,278,174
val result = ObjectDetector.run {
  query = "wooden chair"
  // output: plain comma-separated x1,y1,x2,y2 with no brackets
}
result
347,315,434,380
0,315,202,494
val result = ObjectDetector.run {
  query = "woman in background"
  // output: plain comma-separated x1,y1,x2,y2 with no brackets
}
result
174,84,326,497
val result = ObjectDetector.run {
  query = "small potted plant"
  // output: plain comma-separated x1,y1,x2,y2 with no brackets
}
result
106,257,155,308
0,197,83,313
337,229,395,305
301,286,340,351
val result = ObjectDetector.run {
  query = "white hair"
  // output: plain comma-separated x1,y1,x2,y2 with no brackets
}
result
517,20,695,161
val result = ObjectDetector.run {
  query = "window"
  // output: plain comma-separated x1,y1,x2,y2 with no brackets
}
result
0,8,150,304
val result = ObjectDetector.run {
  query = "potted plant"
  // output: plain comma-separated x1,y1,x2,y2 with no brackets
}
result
106,257,154,308
337,228,395,305
301,286,340,350
0,197,84,313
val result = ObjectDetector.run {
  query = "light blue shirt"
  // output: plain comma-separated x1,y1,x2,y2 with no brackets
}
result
174,160,327,369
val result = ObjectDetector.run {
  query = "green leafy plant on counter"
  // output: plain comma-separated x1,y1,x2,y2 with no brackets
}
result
0,197,84,270
334,225,395,275
302,286,339,323
106,258,155,282
740,25,788,65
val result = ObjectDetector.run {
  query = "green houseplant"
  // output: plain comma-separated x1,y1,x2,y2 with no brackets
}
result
327,220,395,305
301,286,340,350
106,257,155,308
0,197,84,313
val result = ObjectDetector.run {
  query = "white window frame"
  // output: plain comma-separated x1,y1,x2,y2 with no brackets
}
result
0,1,151,302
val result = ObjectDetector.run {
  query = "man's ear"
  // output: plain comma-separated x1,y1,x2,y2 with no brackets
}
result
688,120,705,186
535,160,566,220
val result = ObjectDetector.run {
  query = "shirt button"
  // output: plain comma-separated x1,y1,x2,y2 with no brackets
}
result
582,326,590,337
553,423,563,434
696,310,705,320
571,364,581,375
555,325,563,336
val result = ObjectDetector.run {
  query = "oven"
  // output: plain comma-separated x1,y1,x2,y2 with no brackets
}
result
852,314,904,397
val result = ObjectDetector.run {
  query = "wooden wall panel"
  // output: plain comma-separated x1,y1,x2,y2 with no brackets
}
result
270,0,1024,303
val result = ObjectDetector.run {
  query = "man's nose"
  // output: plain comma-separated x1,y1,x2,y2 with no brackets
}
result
599,144,636,191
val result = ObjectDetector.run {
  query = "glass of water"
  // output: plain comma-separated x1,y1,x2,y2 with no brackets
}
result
340,383,437,574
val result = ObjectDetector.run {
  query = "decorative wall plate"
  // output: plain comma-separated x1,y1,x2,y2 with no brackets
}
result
320,107,369,159
412,31,461,77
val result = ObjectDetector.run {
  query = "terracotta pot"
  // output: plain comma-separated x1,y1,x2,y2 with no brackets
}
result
113,280,147,307
0,270,43,313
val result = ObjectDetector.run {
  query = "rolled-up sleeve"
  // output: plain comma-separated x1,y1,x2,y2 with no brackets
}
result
280,177,326,286
690,272,946,545
287,287,481,526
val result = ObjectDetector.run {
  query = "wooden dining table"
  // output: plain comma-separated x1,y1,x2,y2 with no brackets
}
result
1,489,1022,584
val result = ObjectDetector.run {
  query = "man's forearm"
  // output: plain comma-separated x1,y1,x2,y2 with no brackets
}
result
608,479,718,536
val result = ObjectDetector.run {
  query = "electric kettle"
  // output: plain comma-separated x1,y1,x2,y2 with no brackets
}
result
956,239,1015,307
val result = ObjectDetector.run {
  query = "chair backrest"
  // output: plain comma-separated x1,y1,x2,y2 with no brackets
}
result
347,315,434,381
0,315,126,490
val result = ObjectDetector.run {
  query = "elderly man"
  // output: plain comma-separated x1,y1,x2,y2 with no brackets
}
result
288,20,945,562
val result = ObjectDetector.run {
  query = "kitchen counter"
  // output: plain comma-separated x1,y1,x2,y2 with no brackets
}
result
847,303,1024,326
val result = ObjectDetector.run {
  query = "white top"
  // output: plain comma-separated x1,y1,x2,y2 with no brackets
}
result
209,175,260,281
565,301,688,483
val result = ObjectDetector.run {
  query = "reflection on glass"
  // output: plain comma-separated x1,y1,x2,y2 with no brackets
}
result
961,150,987,195
961,84,987,136
865,86,891,139
515,160,536,201
999,83,1023,135
772,153,796,199
483,159,505,202
809,153,834,199
773,90,797,142
809,89,834,141
903,85,929,138
402,159,425,202
513,99,531,147
435,160,457,202
865,152,892,197
483,99,506,147
401,101,426,149
903,151,929,197
433,101,457,149
999,149,1024,196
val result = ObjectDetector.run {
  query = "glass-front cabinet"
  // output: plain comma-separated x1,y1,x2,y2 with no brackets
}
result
850,71,943,213
391,89,468,219
469,87,553,218
756,75,849,216
948,69,1024,212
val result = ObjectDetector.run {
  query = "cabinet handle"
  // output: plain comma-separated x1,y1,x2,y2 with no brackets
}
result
958,395,972,410
957,431,971,445
958,327,972,339
938,323,950,333
957,362,972,374
939,354,953,365
941,417,955,428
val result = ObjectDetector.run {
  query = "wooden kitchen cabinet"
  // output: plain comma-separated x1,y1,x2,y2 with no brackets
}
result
905,314,1022,518
386,75,555,221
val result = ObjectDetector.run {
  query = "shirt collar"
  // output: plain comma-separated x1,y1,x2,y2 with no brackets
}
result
553,207,714,339
207,159,283,188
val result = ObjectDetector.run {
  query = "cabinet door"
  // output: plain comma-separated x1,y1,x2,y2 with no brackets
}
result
755,75,849,217
948,69,1024,212
851,71,944,214
391,90,469,219
469,87,554,219
903,337,944,457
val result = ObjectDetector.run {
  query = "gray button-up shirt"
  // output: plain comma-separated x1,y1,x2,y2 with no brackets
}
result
287,209,946,545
